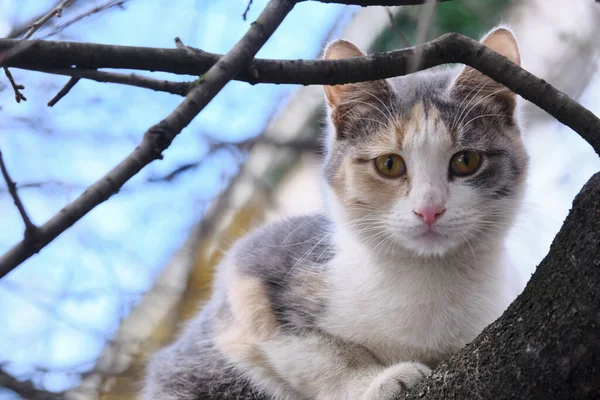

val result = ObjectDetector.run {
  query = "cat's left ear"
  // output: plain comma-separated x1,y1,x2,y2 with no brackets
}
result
322,40,391,109
452,27,520,113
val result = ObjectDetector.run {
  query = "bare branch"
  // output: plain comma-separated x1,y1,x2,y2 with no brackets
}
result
41,0,129,40
2,66,26,102
22,66,193,97
3,33,599,156
0,0,296,278
147,136,320,183
307,0,450,4
0,149,38,238
0,367,63,400
47,76,80,106
22,0,75,40
386,8,410,47
243,0,254,20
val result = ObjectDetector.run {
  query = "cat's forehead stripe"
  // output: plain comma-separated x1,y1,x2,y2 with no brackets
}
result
400,103,453,151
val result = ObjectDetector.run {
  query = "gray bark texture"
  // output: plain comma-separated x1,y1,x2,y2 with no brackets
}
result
404,171,600,400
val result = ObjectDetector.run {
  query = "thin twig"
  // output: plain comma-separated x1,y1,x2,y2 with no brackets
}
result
47,76,80,106
409,0,437,73
0,0,296,278
22,0,75,40
0,149,38,238
306,0,451,4
147,136,320,183
0,367,63,400
41,0,129,39
386,8,410,47
1,0,75,103
25,66,193,97
3,66,26,102
243,0,254,20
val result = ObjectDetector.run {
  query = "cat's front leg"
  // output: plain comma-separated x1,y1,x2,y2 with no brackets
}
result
361,362,431,400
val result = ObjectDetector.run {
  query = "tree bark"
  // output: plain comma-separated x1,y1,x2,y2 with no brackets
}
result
403,171,600,400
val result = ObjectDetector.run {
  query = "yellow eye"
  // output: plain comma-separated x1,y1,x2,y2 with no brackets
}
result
450,151,482,176
374,154,406,178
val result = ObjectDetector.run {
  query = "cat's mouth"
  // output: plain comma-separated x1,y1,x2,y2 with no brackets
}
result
406,226,455,255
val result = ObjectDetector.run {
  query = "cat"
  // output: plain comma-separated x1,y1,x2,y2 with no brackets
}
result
142,27,528,400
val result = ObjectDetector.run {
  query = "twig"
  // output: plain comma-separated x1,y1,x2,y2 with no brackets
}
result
0,367,63,400
41,0,129,39
23,66,193,98
0,0,297,278
306,0,451,4
243,0,254,20
3,66,26,102
47,76,80,106
1,0,75,103
0,149,38,238
386,8,410,47
3,33,599,156
409,0,436,73
147,136,320,183
22,0,75,40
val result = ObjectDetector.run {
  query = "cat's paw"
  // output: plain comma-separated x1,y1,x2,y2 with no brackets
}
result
361,362,431,400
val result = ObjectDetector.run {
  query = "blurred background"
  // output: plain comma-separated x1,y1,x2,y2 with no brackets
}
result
0,0,599,399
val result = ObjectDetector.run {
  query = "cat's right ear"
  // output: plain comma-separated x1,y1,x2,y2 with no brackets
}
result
322,40,391,109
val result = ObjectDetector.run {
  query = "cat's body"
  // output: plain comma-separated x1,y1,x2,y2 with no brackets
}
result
143,28,528,400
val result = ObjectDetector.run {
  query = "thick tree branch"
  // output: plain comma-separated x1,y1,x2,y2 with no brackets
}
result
2,33,599,156
0,0,296,279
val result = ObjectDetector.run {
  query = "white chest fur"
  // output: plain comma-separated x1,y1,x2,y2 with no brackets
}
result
319,239,509,367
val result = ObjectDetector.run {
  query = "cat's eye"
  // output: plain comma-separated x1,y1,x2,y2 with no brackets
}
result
450,151,482,176
374,154,406,178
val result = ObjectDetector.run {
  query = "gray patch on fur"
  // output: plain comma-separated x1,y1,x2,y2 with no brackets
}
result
143,215,335,399
236,214,334,332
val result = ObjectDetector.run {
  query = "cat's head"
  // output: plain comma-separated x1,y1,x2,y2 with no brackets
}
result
322,28,528,257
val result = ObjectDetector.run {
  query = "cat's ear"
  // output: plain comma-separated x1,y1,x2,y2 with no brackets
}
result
322,40,391,109
452,27,520,113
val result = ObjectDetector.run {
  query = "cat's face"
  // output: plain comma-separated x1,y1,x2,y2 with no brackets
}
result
323,28,528,257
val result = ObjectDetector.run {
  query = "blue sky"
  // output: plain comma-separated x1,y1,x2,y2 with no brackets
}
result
0,0,352,394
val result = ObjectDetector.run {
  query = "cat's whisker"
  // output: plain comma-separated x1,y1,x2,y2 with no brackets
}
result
461,113,514,130
338,98,390,122
451,79,491,132
456,87,510,129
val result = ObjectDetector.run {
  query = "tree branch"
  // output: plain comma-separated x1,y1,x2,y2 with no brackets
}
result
21,0,75,40
47,76,80,106
0,0,297,279
2,66,26,102
29,67,193,100
2,33,599,156
0,367,63,400
306,0,451,5
0,149,38,238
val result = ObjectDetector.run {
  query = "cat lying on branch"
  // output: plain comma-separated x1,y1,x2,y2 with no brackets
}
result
143,27,528,400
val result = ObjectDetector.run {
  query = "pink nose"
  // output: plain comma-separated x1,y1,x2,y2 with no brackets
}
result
414,205,445,225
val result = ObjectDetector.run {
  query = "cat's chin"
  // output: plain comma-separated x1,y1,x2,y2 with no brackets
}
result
402,230,463,257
